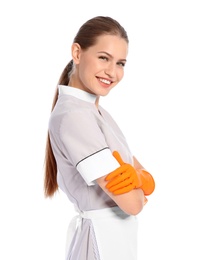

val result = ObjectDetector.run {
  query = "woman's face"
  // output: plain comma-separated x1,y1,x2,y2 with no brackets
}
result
70,34,128,97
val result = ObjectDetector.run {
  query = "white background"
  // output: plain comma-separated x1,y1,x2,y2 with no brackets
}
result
0,0,198,259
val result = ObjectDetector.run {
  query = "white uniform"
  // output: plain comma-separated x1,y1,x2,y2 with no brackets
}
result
49,85,138,260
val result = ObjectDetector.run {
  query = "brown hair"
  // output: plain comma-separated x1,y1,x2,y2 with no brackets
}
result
44,16,129,197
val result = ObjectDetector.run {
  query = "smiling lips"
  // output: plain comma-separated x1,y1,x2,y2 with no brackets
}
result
98,78,112,85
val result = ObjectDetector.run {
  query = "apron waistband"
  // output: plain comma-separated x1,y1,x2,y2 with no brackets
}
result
79,206,127,219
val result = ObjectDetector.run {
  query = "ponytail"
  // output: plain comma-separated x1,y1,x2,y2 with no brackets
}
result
44,60,73,197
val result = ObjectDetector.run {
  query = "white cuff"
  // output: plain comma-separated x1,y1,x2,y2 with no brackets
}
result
77,148,120,186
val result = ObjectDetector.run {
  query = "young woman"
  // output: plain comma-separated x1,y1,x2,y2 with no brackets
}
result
44,16,155,260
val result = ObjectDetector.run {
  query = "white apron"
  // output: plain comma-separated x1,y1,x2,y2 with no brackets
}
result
66,206,138,260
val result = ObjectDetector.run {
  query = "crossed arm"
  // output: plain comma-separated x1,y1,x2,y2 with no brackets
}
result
96,151,155,216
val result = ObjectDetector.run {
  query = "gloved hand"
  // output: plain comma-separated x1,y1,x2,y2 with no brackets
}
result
105,151,155,195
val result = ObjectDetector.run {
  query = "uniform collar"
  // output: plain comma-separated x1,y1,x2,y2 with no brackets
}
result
58,85,97,104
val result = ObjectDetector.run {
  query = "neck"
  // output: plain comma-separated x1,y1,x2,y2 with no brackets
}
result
95,96,100,108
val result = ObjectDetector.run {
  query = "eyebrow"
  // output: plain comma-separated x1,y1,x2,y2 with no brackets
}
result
97,51,127,62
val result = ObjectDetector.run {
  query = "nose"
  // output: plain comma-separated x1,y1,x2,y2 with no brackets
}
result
104,63,116,78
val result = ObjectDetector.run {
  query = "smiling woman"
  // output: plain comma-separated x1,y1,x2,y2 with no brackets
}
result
70,34,128,98
43,16,155,260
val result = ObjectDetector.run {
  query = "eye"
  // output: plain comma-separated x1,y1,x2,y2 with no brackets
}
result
99,55,108,61
117,61,126,67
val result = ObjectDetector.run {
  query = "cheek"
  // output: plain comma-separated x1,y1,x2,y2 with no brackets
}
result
81,61,99,80
80,56,94,72
78,60,90,78
118,69,124,81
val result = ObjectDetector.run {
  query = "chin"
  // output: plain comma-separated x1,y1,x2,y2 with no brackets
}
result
102,93,110,97
98,89,111,97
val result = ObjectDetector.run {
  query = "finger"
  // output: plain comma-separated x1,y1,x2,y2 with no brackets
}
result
113,184,135,195
105,164,128,181
106,171,131,189
107,177,132,192
112,151,125,166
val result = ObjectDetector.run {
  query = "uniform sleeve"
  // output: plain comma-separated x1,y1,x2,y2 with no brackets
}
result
59,109,120,186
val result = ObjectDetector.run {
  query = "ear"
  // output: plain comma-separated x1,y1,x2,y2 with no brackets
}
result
71,43,82,64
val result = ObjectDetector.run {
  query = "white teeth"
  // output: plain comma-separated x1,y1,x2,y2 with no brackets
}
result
99,78,111,84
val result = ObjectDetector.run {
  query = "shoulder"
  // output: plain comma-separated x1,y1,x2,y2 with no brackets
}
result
49,100,100,134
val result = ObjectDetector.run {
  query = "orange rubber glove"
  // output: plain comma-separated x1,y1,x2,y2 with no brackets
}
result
105,151,155,195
